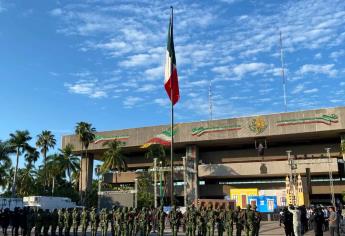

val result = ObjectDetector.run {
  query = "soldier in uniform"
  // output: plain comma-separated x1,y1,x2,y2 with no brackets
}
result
224,204,233,236
80,208,89,236
43,209,51,236
51,209,59,236
156,205,166,236
128,207,135,236
139,207,149,236
206,203,216,236
90,207,98,236
217,206,225,236
187,205,198,236
245,204,255,236
169,205,179,236
64,208,73,236
110,207,116,236
12,207,20,236
26,208,35,236
133,208,140,236
1,208,11,236
120,207,129,236
113,207,120,236
35,209,44,236
253,205,262,236
72,208,79,236
100,208,108,236
234,206,243,236
58,209,65,236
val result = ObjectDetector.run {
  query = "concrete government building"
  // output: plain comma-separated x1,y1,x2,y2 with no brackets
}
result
62,107,345,208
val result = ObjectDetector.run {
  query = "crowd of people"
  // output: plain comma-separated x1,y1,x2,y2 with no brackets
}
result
0,203,262,236
280,205,343,236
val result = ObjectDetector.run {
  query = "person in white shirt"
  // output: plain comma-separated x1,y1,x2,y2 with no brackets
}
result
288,205,301,236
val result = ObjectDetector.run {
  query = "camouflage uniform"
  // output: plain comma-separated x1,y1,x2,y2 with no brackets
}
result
58,209,65,236
233,206,243,236
90,208,99,236
35,209,44,236
169,206,179,236
72,208,79,236
100,209,108,236
51,209,59,236
206,204,216,236
64,209,72,236
80,208,89,236
217,207,225,236
253,206,262,236
245,205,255,236
224,205,234,236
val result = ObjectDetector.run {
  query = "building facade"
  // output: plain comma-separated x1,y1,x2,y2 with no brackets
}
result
62,107,345,206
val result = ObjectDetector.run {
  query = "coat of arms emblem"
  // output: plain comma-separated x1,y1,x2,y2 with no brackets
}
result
249,117,268,134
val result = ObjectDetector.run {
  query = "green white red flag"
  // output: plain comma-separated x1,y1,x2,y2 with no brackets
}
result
164,10,179,105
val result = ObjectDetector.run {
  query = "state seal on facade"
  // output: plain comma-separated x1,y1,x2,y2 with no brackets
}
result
249,116,268,134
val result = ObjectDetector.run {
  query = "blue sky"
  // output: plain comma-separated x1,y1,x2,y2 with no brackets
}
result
1,0,345,167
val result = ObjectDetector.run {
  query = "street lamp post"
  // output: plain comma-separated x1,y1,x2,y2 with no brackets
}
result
326,148,336,207
159,161,163,205
153,158,158,208
182,156,187,207
134,178,138,208
287,150,297,205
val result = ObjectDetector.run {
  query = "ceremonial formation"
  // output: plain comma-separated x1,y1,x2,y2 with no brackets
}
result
0,203,262,236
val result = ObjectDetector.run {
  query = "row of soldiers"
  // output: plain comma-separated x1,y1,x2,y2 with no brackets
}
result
0,203,261,236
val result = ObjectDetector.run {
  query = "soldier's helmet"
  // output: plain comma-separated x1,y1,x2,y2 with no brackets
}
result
253,205,257,210
246,204,251,210
236,206,241,211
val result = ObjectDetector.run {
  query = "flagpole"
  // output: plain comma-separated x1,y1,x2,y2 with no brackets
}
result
170,6,174,206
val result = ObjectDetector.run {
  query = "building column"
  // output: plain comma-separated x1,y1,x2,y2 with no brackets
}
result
79,153,94,192
185,145,199,205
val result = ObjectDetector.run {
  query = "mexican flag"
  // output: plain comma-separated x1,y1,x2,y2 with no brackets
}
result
164,10,179,106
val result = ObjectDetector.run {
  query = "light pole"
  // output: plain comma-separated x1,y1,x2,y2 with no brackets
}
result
326,148,336,207
154,158,158,208
159,161,163,205
182,156,187,207
95,165,102,209
134,178,138,208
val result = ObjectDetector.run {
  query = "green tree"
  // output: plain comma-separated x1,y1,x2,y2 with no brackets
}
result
100,140,127,175
24,147,40,166
0,140,13,189
58,144,80,184
137,172,154,208
16,164,37,196
36,130,56,183
144,144,167,166
75,122,96,192
46,154,65,196
9,130,32,197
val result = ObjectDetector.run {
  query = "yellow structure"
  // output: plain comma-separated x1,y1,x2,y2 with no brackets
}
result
286,175,305,206
230,188,258,208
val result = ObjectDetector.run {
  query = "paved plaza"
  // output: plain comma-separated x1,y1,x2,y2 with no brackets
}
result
19,221,318,236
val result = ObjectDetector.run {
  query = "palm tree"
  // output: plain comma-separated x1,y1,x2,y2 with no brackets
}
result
8,130,32,197
75,122,96,191
17,163,37,196
36,130,56,182
145,144,167,166
46,154,64,196
24,147,40,166
59,144,80,184
100,141,127,179
0,140,13,189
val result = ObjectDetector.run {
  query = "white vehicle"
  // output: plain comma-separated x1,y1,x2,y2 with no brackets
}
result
23,196,77,211
0,198,23,210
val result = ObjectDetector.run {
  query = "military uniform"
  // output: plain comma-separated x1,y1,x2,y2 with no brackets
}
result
157,206,166,236
35,209,44,236
58,209,65,236
90,208,99,236
0,208,11,236
64,209,73,236
224,205,234,236
43,209,51,236
206,204,216,236
245,205,255,236
234,206,244,236
100,209,108,236
51,209,59,236
169,206,179,236
26,209,35,236
72,208,79,236
139,207,149,236
217,208,225,236
80,208,89,236
253,206,261,236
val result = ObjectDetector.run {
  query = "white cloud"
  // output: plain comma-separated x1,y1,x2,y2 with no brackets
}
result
292,84,305,94
298,64,337,77
50,8,63,16
233,63,269,78
123,96,143,108
137,84,158,92
314,53,322,59
153,98,169,107
304,88,319,94
64,79,108,99
145,66,163,81
330,50,345,60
